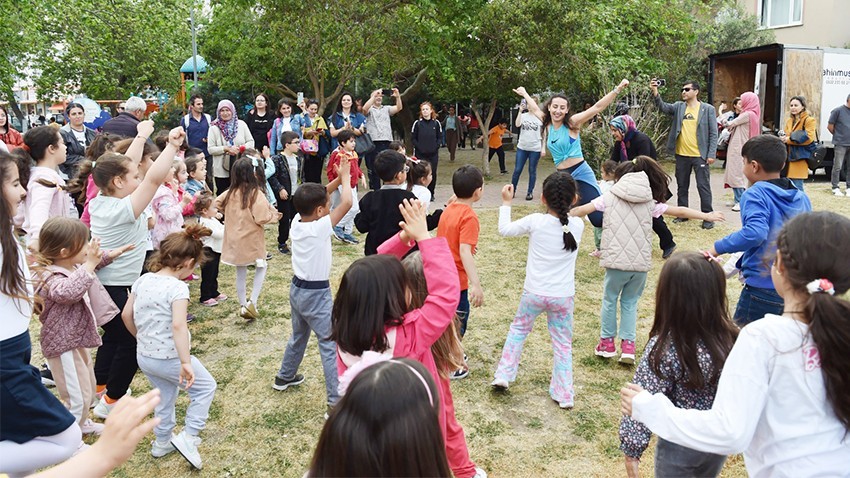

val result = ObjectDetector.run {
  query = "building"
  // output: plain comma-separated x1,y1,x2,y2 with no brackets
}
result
739,0,850,47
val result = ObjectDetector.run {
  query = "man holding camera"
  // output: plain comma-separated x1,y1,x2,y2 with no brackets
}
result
363,88,403,190
651,79,718,229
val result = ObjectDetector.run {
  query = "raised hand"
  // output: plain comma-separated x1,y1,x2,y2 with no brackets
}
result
501,184,514,203
398,199,429,242
136,120,155,139
168,126,186,147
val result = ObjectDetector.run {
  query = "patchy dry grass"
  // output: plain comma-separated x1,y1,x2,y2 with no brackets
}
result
29,149,850,477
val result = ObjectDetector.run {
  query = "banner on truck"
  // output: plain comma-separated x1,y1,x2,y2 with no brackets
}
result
821,52,850,143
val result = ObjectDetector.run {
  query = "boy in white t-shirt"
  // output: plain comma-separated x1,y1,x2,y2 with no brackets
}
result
273,158,352,412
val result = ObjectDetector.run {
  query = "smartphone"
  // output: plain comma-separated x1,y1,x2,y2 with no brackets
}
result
381,88,393,96
297,92,304,104
653,78,666,88
520,99,527,111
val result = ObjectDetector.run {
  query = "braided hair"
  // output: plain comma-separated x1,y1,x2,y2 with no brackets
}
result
541,171,578,252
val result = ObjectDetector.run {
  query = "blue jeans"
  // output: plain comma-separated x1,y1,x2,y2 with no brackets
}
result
512,149,541,196
457,289,470,337
734,284,783,327
600,269,647,341
655,438,726,478
732,187,745,204
789,178,804,191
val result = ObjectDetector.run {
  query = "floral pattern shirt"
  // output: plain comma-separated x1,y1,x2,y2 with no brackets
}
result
619,336,721,458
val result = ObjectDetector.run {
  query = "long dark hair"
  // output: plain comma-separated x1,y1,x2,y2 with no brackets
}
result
542,93,572,131
541,171,578,251
332,255,408,356
649,252,738,390
0,152,30,309
309,359,450,477
335,92,354,114
219,156,262,210
775,211,850,432
614,155,671,204
13,126,63,188
67,133,119,201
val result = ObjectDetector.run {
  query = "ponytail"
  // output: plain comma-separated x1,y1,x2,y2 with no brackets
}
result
146,223,211,273
541,170,578,252
614,155,671,204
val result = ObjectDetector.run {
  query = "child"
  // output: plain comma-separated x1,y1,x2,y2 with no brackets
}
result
0,152,80,477
407,157,434,210
310,359,451,477
33,217,133,436
706,135,811,326
13,126,73,251
570,156,724,364
590,160,618,258
492,172,584,409
487,118,512,174
151,161,189,249
273,158,352,410
268,131,300,255
619,252,738,477
216,156,280,320
411,102,442,196
400,249,485,478
437,165,484,379
183,149,209,197
622,211,850,477
88,121,179,418
122,224,217,470
326,129,365,244
194,193,227,307
354,149,417,256
334,199,462,463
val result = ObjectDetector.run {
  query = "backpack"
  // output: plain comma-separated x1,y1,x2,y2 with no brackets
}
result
183,113,211,129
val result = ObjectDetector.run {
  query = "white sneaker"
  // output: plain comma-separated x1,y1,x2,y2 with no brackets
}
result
731,203,740,212
171,431,203,469
833,188,843,196
491,378,509,390
92,396,115,419
80,419,104,435
151,437,176,458
473,467,488,478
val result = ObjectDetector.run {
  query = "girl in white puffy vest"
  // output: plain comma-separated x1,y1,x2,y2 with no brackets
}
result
571,156,724,364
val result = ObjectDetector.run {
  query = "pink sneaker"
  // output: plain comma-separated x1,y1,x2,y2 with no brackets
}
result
201,298,219,307
215,294,228,302
595,337,616,358
619,340,636,364
589,249,602,258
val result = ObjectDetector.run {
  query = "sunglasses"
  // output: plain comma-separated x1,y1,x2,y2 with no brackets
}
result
681,87,693,92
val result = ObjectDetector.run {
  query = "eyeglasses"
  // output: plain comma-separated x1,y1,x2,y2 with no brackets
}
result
681,88,693,92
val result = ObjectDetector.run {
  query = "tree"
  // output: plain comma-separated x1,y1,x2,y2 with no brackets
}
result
0,0,42,122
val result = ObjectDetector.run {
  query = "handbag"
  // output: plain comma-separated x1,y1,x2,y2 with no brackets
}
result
300,139,319,155
355,133,375,155
789,118,819,161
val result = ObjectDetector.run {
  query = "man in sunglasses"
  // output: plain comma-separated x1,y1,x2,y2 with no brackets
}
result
651,80,718,230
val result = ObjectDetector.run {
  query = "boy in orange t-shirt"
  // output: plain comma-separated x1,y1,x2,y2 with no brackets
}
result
437,165,484,379
487,119,511,174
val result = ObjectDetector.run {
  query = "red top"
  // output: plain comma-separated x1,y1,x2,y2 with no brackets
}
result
326,147,362,188
0,128,24,150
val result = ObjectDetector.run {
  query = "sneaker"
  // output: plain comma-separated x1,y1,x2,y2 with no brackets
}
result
151,437,176,458
701,221,715,230
474,467,489,478
619,340,636,365
273,373,305,391
662,244,677,260
80,418,104,435
171,431,202,469
186,313,195,323
201,298,219,307
451,367,469,380
265,252,273,261
239,301,259,320
525,193,533,201
324,403,334,420
214,294,228,302
672,217,689,223
40,363,55,387
342,233,360,245
731,203,740,212
594,337,616,358
92,396,115,419
332,226,346,242
491,378,509,391
589,249,601,258
278,243,290,254
558,400,574,409
500,171,508,175
833,188,843,196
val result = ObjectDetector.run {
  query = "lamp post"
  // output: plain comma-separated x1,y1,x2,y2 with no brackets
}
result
191,6,198,89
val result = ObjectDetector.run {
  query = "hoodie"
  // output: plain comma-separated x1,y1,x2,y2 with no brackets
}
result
600,171,656,272
714,178,811,289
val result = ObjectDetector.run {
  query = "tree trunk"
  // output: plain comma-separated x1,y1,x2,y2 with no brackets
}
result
3,89,26,126
474,99,497,176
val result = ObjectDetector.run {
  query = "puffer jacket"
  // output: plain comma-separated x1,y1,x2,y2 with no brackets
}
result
600,171,655,272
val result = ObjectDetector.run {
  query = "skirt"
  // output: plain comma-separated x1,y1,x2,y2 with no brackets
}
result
0,331,75,443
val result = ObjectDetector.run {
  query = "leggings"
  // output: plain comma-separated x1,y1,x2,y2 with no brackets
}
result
236,264,268,307
94,285,138,400
0,423,80,477
563,162,603,227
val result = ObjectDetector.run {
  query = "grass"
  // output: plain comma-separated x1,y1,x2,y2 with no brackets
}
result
29,148,850,477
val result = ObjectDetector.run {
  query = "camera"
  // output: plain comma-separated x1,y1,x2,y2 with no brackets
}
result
381,88,393,96
653,78,666,88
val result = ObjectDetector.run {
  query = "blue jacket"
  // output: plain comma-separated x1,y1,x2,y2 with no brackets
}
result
328,111,366,150
269,114,311,155
714,179,811,289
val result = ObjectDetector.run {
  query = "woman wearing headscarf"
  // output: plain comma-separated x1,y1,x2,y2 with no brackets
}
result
721,92,761,212
59,103,96,179
208,99,254,193
608,115,676,259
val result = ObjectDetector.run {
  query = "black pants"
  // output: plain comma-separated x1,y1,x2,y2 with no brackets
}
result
488,146,506,173
200,247,221,302
303,155,325,184
214,177,231,195
653,216,676,250
94,285,138,399
277,199,294,246
364,140,390,191
417,151,439,196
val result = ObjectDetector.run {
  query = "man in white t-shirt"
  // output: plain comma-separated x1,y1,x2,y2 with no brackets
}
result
362,88,403,191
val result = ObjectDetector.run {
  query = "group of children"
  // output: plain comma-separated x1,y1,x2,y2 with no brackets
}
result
2,102,848,477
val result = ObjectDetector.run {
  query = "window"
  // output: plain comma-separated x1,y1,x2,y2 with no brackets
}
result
759,0,803,28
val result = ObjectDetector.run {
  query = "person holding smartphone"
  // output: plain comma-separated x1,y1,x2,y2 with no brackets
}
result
362,88,403,190
301,99,329,184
